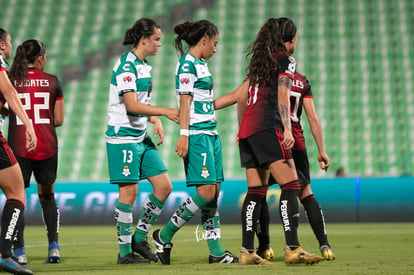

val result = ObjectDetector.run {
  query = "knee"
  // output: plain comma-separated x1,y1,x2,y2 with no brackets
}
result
118,185,138,204
201,192,216,203
153,182,172,202
3,185,26,202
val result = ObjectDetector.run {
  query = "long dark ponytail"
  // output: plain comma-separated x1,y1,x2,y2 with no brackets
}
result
9,39,46,83
246,18,296,86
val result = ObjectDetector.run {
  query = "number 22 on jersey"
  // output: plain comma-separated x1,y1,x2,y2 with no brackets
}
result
16,92,51,125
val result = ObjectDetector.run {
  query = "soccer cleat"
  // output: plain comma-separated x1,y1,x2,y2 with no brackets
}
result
152,229,173,265
256,246,274,261
238,247,272,265
0,256,33,275
284,246,323,265
13,247,27,265
132,239,158,262
320,245,336,261
117,253,151,264
209,251,239,264
46,248,61,264
14,255,28,265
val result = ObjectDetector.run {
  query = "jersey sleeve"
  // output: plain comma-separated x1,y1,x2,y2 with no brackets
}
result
55,77,64,100
278,53,296,79
177,60,197,96
115,61,137,96
304,76,313,98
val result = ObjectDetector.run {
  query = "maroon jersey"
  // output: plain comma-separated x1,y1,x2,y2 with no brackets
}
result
290,71,313,150
8,68,63,160
239,51,296,139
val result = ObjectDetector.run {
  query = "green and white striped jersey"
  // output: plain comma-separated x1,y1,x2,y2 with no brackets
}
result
175,52,217,135
0,59,9,132
106,51,152,144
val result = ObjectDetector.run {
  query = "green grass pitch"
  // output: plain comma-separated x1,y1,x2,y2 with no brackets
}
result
22,223,414,274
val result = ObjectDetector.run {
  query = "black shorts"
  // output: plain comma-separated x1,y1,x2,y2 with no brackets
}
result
16,153,58,188
239,128,292,169
269,149,310,188
0,133,17,170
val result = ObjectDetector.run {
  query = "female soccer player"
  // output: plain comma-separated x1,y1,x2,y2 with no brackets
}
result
0,28,35,275
152,20,238,265
237,18,323,265
267,69,336,260
106,18,179,264
7,39,64,265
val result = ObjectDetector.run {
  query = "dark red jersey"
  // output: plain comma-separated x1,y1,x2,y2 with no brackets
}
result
290,71,313,150
8,68,63,160
239,51,296,139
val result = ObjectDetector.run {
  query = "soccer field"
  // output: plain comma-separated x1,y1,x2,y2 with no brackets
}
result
23,223,414,274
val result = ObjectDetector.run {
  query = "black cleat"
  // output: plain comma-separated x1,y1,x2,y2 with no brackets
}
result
152,229,173,265
117,253,151,264
132,239,158,262
209,250,239,263
0,257,33,274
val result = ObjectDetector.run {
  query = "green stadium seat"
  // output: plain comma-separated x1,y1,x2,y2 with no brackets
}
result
1,0,412,179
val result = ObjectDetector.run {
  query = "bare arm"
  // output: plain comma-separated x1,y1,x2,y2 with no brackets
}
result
0,71,36,152
235,80,250,146
54,99,64,127
123,92,179,123
303,97,329,171
175,94,191,158
237,80,249,124
214,80,249,110
148,116,164,146
278,75,294,149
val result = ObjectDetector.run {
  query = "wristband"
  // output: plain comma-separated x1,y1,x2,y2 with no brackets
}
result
180,129,190,136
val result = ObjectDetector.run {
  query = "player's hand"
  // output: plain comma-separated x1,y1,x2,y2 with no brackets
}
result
175,135,189,158
235,134,239,146
25,124,37,152
153,118,164,146
165,108,179,123
318,151,330,172
282,129,295,150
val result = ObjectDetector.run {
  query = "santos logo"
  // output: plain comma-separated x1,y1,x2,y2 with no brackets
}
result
202,103,211,113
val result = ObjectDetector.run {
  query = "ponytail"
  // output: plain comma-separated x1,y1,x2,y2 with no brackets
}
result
123,18,160,48
246,18,287,86
174,20,218,56
9,39,46,84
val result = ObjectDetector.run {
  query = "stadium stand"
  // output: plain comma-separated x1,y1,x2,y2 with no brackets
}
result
0,0,413,180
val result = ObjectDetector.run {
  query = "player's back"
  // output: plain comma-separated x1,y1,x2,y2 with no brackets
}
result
8,68,63,160
290,71,312,129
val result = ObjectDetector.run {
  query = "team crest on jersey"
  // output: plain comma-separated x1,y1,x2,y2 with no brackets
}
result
201,167,210,179
202,103,212,113
122,165,131,177
180,77,189,85
123,75,132,83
